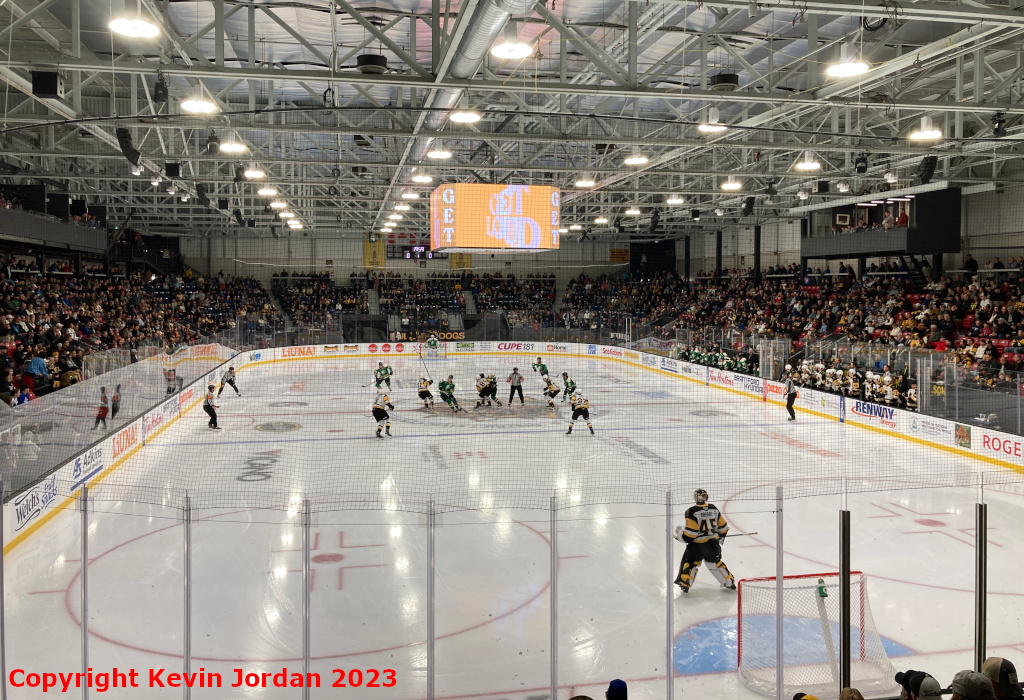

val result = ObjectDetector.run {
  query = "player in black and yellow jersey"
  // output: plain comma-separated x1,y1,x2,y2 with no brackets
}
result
475,373,491,408
485,374,502,406
673,489,736,594
565,394,594,435
543,375,561,410
372,391,395,439
418,377,435,410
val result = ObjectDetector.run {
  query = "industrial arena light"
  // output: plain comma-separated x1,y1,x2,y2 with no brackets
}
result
427,139,452,159
401,191,420,199
857,202,877,207
243,163,265,179
797,189,809,200
795,150,821,171
836,180,851,193
381,227,393,232
491,20,533,60
219,133,246,154
698,106,728,133
625,205,641,215
575,176,596,188
450,94,481,124
870,200,886,204
388,213,403,220
411,172,433,183
166,183,177,196
909,115,942,140
394,203,411,211
558,227,569,233
594,216,609,224
889,196,912,201
278,211,295,219
993,112,1008,138
884,169,898,184
569,224,583,230
720,175,742,191
131,164,142,176
257,186,278,197
181,86,216,114
288,221,303,229
691,209,701,221
108,0,160,38
715,207,725,216
854,154,869,174
826,42,869,78
270,200,287,209
150,174,161,187
180,193,189,202
623,151,648,166
665,194,685,205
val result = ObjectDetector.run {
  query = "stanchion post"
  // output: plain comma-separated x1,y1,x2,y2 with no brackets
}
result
80,486,89,700
183,494,192,700
302,499,311,700
0,478,6,700
550,495,558,700
839,509,852,691
976,501,987,670
776,485,783,700
666,491,674,700
427,500,435,700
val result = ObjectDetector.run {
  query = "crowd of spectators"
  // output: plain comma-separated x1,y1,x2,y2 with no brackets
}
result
377,273,466,334
470,272,555,328
560,271,685,330
272,274,369,326
0,255,279,406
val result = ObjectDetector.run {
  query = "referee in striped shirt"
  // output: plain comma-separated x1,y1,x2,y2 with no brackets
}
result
784,368,797,421
507,368,525,405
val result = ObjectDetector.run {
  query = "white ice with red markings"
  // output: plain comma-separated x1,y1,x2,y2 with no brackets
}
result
7,354,1024,699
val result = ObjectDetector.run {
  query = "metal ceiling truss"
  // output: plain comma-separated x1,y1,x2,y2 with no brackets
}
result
0,0,1023,239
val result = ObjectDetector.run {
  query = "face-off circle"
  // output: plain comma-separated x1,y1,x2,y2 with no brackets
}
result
254,422,302,432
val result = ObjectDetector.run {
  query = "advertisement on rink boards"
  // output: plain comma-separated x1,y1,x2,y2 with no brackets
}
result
846,400,900,431
732,373,763,397
903,413,954,444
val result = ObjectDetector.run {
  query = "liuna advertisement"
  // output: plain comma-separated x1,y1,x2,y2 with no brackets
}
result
430,183,560,252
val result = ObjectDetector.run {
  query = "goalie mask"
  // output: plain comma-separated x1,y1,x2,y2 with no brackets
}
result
694,488,709,505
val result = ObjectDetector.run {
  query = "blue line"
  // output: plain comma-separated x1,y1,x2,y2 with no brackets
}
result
152,419,828,447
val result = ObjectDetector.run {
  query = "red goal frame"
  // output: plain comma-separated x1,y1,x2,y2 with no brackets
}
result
736,571,866,667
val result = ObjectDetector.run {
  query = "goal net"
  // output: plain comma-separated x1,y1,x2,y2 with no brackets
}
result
737,572,899,699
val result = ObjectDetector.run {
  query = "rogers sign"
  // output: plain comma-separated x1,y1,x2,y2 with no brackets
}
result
982,434,1024,458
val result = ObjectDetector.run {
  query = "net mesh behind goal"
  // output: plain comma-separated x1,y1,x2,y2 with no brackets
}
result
737,572,899,698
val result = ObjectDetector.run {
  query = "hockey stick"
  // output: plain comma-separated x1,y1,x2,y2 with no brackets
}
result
723,532,758,537
418,346,434,383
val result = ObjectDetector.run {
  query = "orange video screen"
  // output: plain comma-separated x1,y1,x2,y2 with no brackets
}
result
430,184,561,252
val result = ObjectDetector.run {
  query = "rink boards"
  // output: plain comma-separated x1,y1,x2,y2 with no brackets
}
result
6,339,1021,553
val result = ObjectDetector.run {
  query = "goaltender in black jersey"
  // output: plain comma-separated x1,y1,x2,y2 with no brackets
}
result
673,489,737,594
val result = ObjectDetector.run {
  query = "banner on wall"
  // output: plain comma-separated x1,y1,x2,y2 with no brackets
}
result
451,252,472,270
363,240,386,269
610,248,630,263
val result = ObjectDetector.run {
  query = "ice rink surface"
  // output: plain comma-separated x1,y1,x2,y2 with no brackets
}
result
8,353,1024,699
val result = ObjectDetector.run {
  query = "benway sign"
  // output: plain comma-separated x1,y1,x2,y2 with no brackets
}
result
851,401,898,430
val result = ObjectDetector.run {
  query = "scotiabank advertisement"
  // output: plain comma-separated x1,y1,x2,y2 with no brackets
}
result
430,183,561,251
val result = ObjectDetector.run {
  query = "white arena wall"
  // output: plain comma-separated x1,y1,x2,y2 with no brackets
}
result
7,340,1022,556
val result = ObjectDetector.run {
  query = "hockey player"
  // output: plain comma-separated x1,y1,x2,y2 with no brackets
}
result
507,367,525,405
532,357,549,379
164,368,179,395
218,365,240,397
543,375,561,410
374,362,394,390
905,381,919,411
485,374,502,406
110,384,121,421
882,375,897,406
425,333,440,351
561,372,577,403
566,394,594,435
846,365,861,398
94,386,109,430
418,377,435,410
203,385,220,430
372,390,395,439
438,375,462,412
475,373,491,408
673,489,736,594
